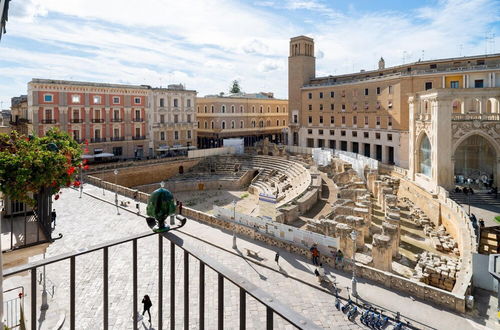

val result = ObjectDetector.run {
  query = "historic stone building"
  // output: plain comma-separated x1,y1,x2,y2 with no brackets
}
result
148,85,197,156
288,35,500,171
15,79,197,159
196,93,288,148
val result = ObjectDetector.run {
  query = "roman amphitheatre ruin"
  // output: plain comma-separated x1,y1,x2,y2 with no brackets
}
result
86,139,475,312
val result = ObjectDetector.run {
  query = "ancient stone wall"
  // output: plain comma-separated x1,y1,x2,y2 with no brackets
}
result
91,159,200,188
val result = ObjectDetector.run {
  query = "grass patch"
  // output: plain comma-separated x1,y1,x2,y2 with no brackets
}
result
240,193,249,199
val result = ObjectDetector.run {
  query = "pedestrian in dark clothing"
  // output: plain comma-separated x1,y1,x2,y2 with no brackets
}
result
141,295,152,323
463,187,468,195
311,246,320,265
51,209,57,227
275,252,280,265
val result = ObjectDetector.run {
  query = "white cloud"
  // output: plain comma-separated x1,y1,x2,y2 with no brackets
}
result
1,0,499,109
257,59,283,72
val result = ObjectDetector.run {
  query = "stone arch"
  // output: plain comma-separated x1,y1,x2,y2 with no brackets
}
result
486,98,499,114
469,98,481,113
451,98,463,114
453,131,498,186
415,131,432,177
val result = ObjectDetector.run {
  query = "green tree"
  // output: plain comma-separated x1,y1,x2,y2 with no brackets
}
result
0,128,83,206
229,80,242,94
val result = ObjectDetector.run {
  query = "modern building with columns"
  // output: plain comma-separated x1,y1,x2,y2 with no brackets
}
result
196,93,288,148
288,35,500,170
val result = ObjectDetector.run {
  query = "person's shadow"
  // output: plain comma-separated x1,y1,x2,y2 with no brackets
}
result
141,321,155,330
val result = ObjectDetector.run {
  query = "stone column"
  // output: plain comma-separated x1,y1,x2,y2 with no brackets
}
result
372,234,392,272
335,223,355,258
385,209,401,248
382,221,399,258
345,216,366,248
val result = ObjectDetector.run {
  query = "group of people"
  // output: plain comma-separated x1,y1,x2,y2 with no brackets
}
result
454,186,475,195
309,245,345,283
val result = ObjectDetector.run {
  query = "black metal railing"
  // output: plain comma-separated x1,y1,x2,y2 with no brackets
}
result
132,118,144,122
41,119,57,124
90,138,107,143
111,118,123,122
91,119,105,123
132,135,146,140
71,119,83,123
3,230,320,330
110,136,125,141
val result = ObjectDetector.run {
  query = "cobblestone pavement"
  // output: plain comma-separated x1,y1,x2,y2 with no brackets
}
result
3,184,496,329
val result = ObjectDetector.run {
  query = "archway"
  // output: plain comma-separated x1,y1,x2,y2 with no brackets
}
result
417,133,432,177
452,99,463,114
454,134,496,188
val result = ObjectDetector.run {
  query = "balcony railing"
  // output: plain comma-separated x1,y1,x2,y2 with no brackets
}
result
73,138,84,144
71,119,83,123
3,230,319,330
111,118,123,122
91,119,105,123
132,135,146,140
110,136,125,141
41,119,57,124
452,113,500,121
132,118,144,122
90,137,107,143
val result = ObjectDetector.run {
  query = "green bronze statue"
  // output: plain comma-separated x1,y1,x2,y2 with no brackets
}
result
147,182,176,232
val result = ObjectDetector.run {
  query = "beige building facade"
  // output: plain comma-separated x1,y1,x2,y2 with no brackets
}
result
149,85,197,156
196,93,288,148
288,36,500,170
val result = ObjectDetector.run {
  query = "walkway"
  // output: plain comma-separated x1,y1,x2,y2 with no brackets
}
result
2,184,496,329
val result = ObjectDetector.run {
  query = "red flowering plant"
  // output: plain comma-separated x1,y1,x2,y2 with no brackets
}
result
0,128,83,206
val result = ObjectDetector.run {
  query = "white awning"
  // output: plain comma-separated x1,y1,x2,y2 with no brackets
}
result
93,153,115,158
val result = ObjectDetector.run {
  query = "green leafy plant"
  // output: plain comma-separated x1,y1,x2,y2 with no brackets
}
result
0,128,84,205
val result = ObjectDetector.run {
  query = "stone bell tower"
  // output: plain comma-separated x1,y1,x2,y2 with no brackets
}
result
288,36,315,146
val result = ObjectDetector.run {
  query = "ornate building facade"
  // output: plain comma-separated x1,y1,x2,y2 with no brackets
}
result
148,85,197,156
14,79,197,159
288,36,500,170
196,93,288,148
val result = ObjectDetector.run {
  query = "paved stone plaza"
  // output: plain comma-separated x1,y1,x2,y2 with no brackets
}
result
3,185,497,329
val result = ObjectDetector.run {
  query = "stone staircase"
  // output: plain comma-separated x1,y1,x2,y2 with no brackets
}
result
448,191,500,207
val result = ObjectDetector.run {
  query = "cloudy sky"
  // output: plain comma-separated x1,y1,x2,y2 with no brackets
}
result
0,0,499,108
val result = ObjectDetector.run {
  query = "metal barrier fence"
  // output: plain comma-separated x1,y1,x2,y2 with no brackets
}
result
3,230,320,330
3,286,24,329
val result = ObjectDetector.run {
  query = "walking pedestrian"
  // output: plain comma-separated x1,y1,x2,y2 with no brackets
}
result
141,295,152,323
317,263,325,283
51,209,57,228
312,247,320,265
275,252,280,265
336,250,344,269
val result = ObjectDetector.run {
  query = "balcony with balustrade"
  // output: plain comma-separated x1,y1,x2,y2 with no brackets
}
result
3,226,319,330
41,119,57,124
132,135,146,140
90,137,107,143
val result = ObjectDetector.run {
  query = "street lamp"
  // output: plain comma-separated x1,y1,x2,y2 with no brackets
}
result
232,200,237,249
41,253,48,310
350,230,358,297
114,169,120,215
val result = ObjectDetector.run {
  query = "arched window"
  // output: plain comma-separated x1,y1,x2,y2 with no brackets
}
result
222,121,226,129
252,120,256,128
276,106,279,112
276,120,279,126
259,120,264,128
282,119,286,126
204,106,207,113
240,121,244,128
231,105,235,113
452,100,462,114
419,134,432,177
221,105,226,113
266,120,270,127
211,105,214,113
260,106,263,113
197,106,200,113
211,121,214,129
204,121,208,129
240,106,244,112
231,121,235,129
267,106,270,113
252,106,255,113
